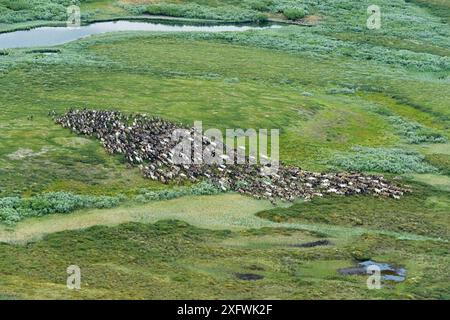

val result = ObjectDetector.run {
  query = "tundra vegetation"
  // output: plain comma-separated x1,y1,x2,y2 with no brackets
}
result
0,0,448,299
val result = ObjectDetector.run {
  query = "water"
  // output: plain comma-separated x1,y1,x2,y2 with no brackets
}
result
338,260,407,282
0,20,280,50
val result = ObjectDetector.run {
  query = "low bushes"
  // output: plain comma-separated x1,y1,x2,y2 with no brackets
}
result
0,0,78,24
145,3,268,22
0,182,223,226
282,8,306,20
330,146,437,174
0,192,121,226
327,87,355,95
135,181,222,203
387,116,447,144
144,0,309,22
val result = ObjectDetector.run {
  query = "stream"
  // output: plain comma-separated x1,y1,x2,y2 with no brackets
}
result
0,20,281,50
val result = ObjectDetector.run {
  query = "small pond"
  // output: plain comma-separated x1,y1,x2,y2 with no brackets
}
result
0,20,281,50
339,260,407,282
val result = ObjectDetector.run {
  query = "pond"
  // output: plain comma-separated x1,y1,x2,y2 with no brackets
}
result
0,20,281,50
338,260,407,283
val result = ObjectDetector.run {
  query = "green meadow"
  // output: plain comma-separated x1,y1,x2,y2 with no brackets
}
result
0,0,449,299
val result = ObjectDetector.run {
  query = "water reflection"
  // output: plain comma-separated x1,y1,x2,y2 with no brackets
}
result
0,20,281,50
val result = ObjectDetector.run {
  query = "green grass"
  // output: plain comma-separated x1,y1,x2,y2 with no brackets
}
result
257,183,450,239
0,182,221,226
0,33,448,195
424,154,450,175
329,147,438,174
0,219,448,299
0,0,448,300
0,194,272,243
408,174,450,192
1,192,442,244
406,0,450,22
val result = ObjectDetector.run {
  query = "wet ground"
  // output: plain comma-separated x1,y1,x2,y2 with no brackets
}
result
0,20,281,49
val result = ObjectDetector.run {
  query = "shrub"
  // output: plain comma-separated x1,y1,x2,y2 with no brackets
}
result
330,146,437,174
327,87,355,94
0,207,21,226
283,8,306,20
119,4,147,15
425,154,450,175
0,184,222,226
146,3,184,17
190,181,222,195
1,0,31,11
388,116,447,144
0,192,122,225
0,0,75,24
254,13,269,23
136,181,222,202
0,196,21,208
245,0,273,12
